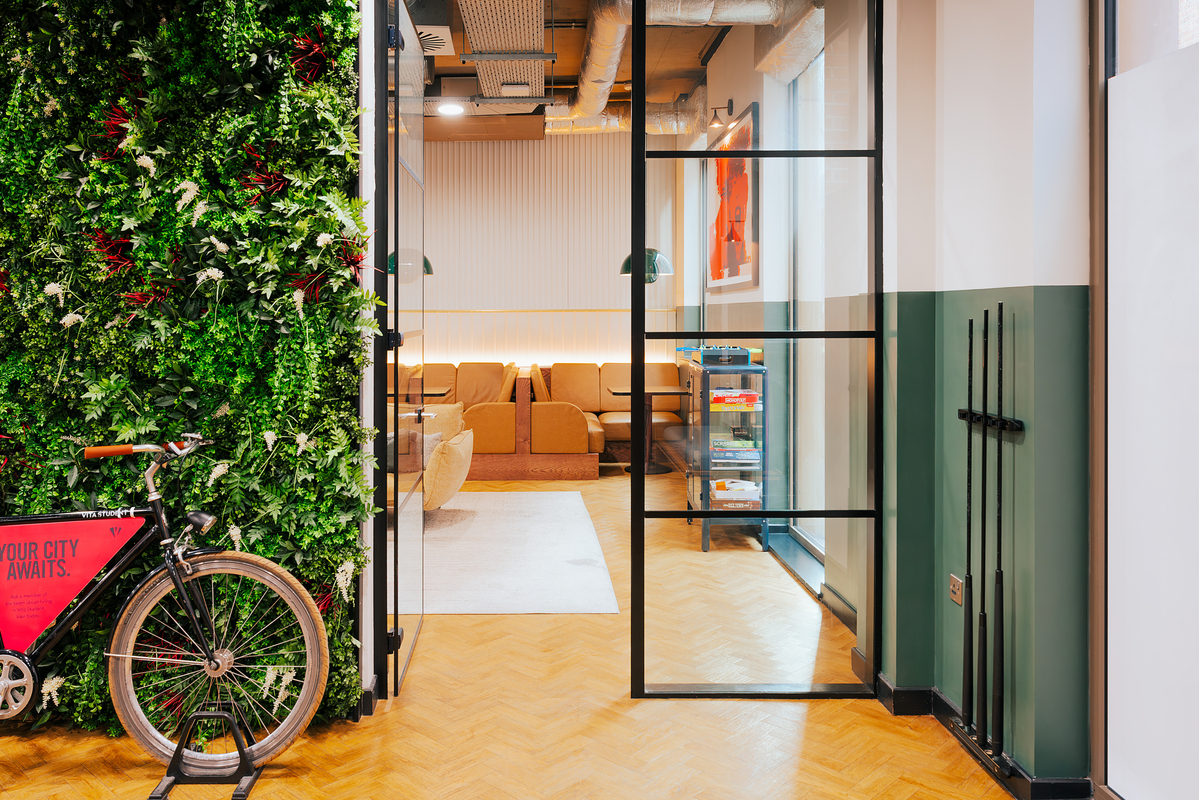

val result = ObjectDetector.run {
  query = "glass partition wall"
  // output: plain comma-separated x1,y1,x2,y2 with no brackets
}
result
374,0,425,700
631,0,881,697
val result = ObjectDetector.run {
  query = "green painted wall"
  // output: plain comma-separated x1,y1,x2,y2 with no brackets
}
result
883,292,938,685
885,286,1090,778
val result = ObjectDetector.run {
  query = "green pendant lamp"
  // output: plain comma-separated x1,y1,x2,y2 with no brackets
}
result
387,252,434,276
620,248,674,284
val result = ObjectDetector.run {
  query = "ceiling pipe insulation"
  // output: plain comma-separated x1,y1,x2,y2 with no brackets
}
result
544,0,786,134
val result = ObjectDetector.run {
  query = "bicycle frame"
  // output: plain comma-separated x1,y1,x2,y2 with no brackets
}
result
0,507,157,662
1,442,220,669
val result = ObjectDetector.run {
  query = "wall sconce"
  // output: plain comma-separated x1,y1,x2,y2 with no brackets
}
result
620,248,674,284
709,99,734,129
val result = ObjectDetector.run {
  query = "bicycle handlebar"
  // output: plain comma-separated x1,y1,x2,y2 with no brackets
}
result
83,440,192,460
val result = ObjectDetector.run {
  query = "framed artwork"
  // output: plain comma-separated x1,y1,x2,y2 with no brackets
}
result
706,102,759,294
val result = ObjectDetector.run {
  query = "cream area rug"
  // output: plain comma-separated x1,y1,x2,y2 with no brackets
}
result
423,492,620,614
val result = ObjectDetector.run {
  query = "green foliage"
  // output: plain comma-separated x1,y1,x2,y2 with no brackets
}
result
1,0,373,729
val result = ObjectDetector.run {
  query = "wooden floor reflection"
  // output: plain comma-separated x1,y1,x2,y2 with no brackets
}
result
1,465,1009,799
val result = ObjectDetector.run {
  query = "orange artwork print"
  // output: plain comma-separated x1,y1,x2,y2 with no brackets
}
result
708,109,754,289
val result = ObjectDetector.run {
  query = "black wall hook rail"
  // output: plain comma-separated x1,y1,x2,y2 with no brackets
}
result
957,409,1024,433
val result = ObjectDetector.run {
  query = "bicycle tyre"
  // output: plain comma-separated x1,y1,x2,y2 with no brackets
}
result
108,551,328,772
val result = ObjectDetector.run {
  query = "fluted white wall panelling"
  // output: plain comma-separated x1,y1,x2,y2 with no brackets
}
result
421,133,677,364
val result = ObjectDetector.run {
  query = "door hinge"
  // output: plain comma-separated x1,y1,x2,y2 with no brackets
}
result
387,627,404,654
387,329,404,349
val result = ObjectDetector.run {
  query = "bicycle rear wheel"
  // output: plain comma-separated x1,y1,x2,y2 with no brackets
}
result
108,551,328,772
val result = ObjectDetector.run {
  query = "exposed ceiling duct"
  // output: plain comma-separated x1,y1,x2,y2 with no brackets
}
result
545,0,788,133
452,0,546,115
545,85,708,139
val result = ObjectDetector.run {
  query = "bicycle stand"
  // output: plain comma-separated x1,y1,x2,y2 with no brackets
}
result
148,701,263,800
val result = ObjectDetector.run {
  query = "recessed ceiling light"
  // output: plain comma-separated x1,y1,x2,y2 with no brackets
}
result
438,102,465,116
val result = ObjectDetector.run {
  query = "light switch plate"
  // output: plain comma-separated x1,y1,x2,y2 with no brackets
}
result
949,574,963,605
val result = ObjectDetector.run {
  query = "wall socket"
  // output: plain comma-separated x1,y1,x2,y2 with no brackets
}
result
949,574,963,605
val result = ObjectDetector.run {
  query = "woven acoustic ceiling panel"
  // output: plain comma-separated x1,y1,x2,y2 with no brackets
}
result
456,0,545,113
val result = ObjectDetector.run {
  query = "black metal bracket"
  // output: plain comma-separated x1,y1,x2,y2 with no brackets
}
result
957,409,1024,433
948,718,1012,779
387,329,404,349
388,626,404,654
148,702,263,800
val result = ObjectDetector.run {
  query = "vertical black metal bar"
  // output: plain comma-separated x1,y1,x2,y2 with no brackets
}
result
630,0,647,699
992,302,1005,755
867,0,883,693
962,319,974,730
976,309,989,747
371,0,391,702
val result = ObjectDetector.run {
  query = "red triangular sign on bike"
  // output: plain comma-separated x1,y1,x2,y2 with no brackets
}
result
1,516,147,653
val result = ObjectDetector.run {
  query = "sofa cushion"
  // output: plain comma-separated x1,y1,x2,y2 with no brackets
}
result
422,402,464,441
598,411,684,442
496,362,518,402
550,363,601,413
456,362,506,409
582,412,606,453
423,429,473,511
463,402,516,453
422,363,458,405
598,363,631,412
530,403,590,453
530,364,551,402
645,362,683,412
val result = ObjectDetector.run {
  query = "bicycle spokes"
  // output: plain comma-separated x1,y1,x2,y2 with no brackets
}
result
126,570,309,753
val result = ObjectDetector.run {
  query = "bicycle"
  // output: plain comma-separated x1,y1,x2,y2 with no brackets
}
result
0,434,328,775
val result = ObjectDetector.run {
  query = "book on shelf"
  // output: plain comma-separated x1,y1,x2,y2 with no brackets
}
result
709,389,760,404
709,453,757,465
710,449,760,462
710,498,763,511
709,479,761,501
708,403,762,412
710,439,758,450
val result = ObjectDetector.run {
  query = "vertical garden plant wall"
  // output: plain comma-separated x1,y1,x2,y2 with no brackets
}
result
0,0,377,730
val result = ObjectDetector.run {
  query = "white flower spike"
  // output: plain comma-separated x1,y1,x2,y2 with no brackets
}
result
207,462,229,487
60,313,84,328
41,675,66,708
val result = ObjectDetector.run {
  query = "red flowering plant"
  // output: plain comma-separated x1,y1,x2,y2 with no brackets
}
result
291,26,333,85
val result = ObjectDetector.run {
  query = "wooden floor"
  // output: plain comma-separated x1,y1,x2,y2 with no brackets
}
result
0,467,1011,799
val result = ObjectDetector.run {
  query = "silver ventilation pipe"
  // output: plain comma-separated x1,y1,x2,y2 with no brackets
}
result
545,85,707,137
545,0,785,132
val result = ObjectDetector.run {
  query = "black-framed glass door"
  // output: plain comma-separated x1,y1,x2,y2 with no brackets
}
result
630,0,882,698
373,0,425,702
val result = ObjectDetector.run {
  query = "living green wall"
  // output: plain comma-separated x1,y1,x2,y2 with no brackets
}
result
884,286,1090,777
0,0,376,731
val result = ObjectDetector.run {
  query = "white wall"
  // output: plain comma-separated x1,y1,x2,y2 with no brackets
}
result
1107,40,1199,800
884,0,1090,295
420,134,677,363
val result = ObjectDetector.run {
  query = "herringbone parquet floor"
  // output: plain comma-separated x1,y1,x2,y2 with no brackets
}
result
1,466,1011,799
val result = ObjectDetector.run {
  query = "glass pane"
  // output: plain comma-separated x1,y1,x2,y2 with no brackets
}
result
387,0,424,687
641,0,874,152
645,516,870,687
1117,0,1199,74
646,156,872,332
392,1,425,181
640,335,871,520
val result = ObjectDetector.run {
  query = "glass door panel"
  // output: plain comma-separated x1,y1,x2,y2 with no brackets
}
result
384,0,425,695
632,0,880,697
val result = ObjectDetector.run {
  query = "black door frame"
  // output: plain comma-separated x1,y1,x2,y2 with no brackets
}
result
629,0,884,699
